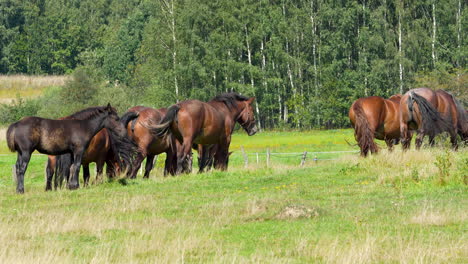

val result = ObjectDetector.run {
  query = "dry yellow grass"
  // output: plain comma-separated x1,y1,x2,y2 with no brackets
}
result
0,74,68,101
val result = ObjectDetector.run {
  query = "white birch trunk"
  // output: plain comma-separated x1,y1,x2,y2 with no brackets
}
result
432,1,437,66
398,9,403,94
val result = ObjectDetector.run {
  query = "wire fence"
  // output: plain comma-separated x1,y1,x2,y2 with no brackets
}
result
237,147,359,168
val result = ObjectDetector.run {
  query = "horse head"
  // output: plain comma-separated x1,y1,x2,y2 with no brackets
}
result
237,97,258,136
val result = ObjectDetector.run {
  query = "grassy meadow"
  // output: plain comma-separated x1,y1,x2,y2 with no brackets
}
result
0,130,467,263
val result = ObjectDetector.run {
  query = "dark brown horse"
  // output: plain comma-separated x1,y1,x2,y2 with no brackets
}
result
399,88,455,150
121,106,183,178
6,104,132,193
150,93,258,174
45,129,120,191
349,94,402,156
45,107,131,190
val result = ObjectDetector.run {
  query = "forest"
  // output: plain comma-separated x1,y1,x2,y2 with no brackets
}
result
0,0,466,128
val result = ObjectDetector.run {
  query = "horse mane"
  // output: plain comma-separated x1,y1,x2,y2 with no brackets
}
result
61,106,117,120
210,92,250,110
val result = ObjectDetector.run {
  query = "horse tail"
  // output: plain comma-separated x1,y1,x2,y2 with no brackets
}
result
120,111,139,129
409,92,450,138
352,102,378,156
6,122,17,152
55,153,73,185
151,105,180,138
107,128,138,173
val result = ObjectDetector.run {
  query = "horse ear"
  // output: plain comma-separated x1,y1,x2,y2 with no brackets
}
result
247,97,256,104
106,103,112,112
228,151,234,156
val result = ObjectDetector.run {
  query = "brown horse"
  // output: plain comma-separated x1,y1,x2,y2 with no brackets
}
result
150,93,258,174
121,106,180,178
399,88,455,150
434,90,468,145
349,94,402,156
7,104,133,193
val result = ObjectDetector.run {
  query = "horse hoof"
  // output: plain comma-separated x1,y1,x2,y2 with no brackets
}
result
68,183,79,190
16,188,24,194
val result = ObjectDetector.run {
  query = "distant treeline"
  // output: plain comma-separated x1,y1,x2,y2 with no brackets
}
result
0,0,466,128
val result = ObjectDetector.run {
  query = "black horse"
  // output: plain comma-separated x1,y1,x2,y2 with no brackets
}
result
6,104,131,193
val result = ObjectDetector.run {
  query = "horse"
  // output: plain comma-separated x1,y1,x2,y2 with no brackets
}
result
44,107,133,191
45,129,120,191
6,104,132,193
120,106,180,178
348,94,402,156
434,90,468,145
150,93,258,174
399,88,455,150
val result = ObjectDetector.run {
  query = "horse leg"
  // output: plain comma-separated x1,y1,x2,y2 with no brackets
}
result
400,123,412,151
128,152,145,179
415,132,425,150
177,139,193,174
45,158,54,191
449,130,458,151
16,151,31,194
95,161,104,183
68,153,83,190
83,164,90,187
143,154,155,179
385,139,394,152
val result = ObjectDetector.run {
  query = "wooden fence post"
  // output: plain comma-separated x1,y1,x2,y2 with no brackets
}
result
300,151,308,167
241,146,248,168
266,148,270,168
256,153,259,164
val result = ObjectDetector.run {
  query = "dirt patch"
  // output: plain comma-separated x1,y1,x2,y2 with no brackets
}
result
276,205,319,220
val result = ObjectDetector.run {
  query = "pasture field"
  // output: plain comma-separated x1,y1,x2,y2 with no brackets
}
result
0,130,467,263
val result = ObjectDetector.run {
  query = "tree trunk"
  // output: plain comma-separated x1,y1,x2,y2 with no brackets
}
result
431,1,437,67
398,9,403,94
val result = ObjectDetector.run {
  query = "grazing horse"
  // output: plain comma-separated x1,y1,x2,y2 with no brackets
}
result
120,106,179,178
6,104,130,193
434,90,468,145
150,93,258,174
399,88,455,150
349,94,402,156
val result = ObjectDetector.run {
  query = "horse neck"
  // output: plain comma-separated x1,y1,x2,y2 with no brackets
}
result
83,114,107,136
209,101,242,123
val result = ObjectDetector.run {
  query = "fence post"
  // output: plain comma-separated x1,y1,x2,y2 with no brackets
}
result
300,151,308,167
256,153,259,164
314,155,318,165
266,148,270,168
241,146,248,168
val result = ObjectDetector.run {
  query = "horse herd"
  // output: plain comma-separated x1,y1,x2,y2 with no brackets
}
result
349,87,468,156
6,92,258,193
5,88,467,194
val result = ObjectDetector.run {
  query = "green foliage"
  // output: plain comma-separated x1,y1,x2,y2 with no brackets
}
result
0,95,40,124
0,0,467,129
434,150,453,185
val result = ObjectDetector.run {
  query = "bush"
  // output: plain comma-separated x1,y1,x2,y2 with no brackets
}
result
0,95,40,125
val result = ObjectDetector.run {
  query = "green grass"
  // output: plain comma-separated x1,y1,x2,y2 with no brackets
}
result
0,130,466,263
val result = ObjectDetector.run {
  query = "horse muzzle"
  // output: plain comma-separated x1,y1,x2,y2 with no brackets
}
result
247,125,258,136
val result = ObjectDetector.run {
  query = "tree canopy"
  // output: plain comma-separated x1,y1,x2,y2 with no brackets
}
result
0,0,466,128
